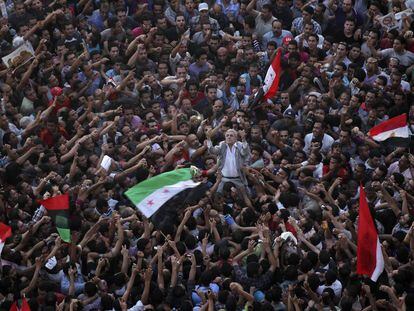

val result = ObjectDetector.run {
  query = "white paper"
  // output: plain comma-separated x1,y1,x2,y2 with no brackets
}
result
45,256,57,270
100,155,113,171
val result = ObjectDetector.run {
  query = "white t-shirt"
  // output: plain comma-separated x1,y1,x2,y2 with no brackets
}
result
301,160,323,178
317,279,343,297
303,133,334,154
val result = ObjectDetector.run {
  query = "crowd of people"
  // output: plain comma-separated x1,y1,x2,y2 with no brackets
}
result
1,0,414,310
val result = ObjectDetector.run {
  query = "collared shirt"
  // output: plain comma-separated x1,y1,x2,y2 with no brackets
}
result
239,73,263,95
291,17,322,35
216,0,240,16
190,16,220,34
262,29,292,48
378,48,414,67
294,33,324,49
169,48,191,74
388,161,414,181
228,94,249,111
255,13,277,37
222,144,239,177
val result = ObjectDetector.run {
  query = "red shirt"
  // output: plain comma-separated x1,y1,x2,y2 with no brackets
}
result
40,127,69,148
172,149,190,167
322,164,349,180
184,90,205,106
48,97,71,114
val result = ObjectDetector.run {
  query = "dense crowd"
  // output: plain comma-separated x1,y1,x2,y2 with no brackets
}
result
1,0,414,310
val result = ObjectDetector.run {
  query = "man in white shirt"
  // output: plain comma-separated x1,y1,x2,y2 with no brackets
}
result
207,129,250,192
304,121,334,155
317,270,343,298
388,154,414,181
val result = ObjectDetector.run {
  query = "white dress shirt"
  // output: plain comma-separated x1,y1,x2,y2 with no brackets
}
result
221,145,239,177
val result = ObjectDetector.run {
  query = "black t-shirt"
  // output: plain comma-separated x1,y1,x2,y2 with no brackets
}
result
334,31,361,46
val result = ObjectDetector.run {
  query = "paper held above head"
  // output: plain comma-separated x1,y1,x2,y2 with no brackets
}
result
100,155,113,171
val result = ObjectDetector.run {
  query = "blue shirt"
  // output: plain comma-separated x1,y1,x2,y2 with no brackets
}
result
240,73,263,95
61,272,85,295
262,29,292,48
188,62,209,80
78,71,102,96
88,9,112,32
216,0,240,17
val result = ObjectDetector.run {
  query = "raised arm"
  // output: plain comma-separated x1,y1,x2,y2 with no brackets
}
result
246,0,259,17
141,267,152,305
21,257,43,295
156,246,165,291
232,240,256,264
104,218,124,258
113,158,147,183
121,264,139,302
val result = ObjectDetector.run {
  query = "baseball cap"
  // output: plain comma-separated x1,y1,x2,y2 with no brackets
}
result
282,36,293,46
254,290,265,302
284,109,296,119
51,87,63,97
198,3,208,11
132,27,143,37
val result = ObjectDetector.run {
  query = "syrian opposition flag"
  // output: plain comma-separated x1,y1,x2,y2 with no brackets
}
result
368,114,409,144
125,168,200,218
39,194,71,243
10,297,30,311
0,222,12,257
262,48,282,100
357,185,384,282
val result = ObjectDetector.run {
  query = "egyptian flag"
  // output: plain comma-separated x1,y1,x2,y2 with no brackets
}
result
0,222,11,257
262,48,282,100
357,185,384,282
10,297,30,311
39,194,71,243
368,114,409,145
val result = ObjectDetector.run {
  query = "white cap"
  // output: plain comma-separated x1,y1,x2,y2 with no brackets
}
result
198,3,208,11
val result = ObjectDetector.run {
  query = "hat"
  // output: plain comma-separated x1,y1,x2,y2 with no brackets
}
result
132,27,143,37
303,6,314,15
254,290,265,302
284,109,296,119
51,87,63,97
282,35,293,46
198,3,209,11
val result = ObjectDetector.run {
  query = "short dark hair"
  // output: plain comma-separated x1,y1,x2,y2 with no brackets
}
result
205,84,216,93
308,33,318,40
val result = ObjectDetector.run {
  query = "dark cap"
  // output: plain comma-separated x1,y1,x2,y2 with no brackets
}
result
284,109,296,119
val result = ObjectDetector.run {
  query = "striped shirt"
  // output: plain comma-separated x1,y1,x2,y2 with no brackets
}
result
291,17,322,35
